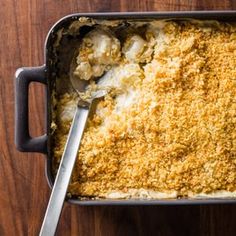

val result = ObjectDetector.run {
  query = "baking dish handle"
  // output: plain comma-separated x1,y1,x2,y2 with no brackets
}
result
15,65,47,154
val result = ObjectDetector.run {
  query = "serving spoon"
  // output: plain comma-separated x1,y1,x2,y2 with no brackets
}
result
39,54,106,236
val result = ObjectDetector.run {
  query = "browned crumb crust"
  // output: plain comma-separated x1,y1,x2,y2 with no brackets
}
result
53,21,236,198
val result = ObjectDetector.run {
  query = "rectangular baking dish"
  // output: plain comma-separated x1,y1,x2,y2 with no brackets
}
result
15,11,236,205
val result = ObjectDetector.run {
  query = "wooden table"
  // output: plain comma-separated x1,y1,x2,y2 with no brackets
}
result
1,1,236,235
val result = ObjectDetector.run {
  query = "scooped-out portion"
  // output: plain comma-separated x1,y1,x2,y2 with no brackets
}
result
74,28,121,81
53,18,236,199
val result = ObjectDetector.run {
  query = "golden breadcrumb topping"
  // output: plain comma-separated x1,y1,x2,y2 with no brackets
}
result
53,20,236,198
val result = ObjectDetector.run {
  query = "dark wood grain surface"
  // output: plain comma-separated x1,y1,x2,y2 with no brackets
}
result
1,1,236,235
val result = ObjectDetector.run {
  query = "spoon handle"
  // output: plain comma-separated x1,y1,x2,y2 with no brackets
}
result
40,104,90,236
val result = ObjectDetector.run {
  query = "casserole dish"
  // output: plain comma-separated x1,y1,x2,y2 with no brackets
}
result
15,11,236,205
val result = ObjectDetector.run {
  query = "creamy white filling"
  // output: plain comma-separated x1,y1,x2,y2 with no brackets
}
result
190,191,236,199
60,101,77,121
115,89,138,112
126,37,145,59
104,189,236,199
105,189,178,199
97,63,142,113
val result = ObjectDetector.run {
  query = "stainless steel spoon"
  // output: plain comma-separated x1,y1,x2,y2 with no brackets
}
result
39,54,106,236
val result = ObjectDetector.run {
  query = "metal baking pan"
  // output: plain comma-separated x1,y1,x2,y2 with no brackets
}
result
15,11,236,205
